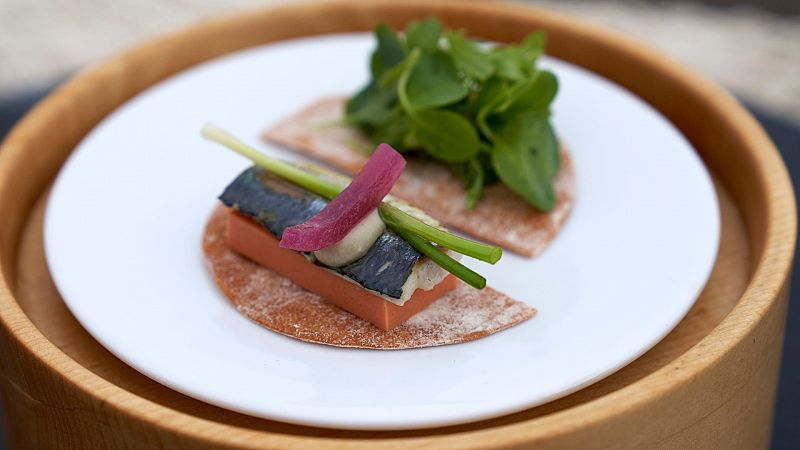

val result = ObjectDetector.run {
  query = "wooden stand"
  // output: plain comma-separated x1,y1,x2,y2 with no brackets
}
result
0,1,794,448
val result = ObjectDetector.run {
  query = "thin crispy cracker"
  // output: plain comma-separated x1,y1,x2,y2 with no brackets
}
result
263,97,575,257
203,206,536,349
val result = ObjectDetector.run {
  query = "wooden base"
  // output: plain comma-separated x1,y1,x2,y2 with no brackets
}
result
0,1,794,448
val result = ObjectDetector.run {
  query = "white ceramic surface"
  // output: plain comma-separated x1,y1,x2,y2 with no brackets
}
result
44,34,720,430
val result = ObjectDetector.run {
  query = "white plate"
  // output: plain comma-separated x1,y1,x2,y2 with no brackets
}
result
44,34,720,430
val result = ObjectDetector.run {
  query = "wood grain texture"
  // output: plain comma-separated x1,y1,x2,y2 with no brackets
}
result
0,1,795,448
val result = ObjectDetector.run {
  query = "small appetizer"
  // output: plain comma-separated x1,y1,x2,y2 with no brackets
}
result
263,19,575,257
202,125,535,349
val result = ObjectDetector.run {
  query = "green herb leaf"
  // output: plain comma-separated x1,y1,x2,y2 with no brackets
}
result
490,48,525,80
370,24,406,78
369,109,412,151
519,32,545,63
490,111,559,210
496,70,558,115
530,117,560,179
490,32,544,81
474,76,510,140
350,21,559,210
405,18,442,52
412,109,479,163
445,30,494,81
406,51,469,109
345,81,397,126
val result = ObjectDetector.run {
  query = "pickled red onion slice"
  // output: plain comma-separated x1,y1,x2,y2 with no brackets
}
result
280,144,406,252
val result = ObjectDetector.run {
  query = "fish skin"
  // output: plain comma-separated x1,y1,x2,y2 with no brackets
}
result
219,166,421,299
219,167,326,237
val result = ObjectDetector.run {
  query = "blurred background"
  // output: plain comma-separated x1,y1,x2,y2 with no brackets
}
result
0,0,798,448
1,0,799,128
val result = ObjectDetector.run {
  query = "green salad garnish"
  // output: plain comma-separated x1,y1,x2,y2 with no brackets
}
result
345,18,560,211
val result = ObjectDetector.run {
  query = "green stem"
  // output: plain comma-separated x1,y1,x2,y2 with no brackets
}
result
379,204,501,264
391,225,486,289
397,48,421,116
201,124,341,199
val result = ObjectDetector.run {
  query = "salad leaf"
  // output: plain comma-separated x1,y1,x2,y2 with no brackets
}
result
406,51,469,109
412,109,479,163
405,18,442,52
495,70,558,115
345,81,397,126
370,24,406,78
474,76,510,140
446,31,494,81
490,32,545,81
490,110,559,210
519,32,546,62
369,108,411,150
346,18,559,210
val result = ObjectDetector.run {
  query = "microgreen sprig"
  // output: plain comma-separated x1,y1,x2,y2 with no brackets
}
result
346,18,560,211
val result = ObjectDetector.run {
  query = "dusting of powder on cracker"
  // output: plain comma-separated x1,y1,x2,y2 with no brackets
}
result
203,207,536,349
263,97,575,257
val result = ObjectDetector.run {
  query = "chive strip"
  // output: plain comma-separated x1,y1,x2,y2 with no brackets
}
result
390,224,486,289
201,124,341,199
379,204,502,264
